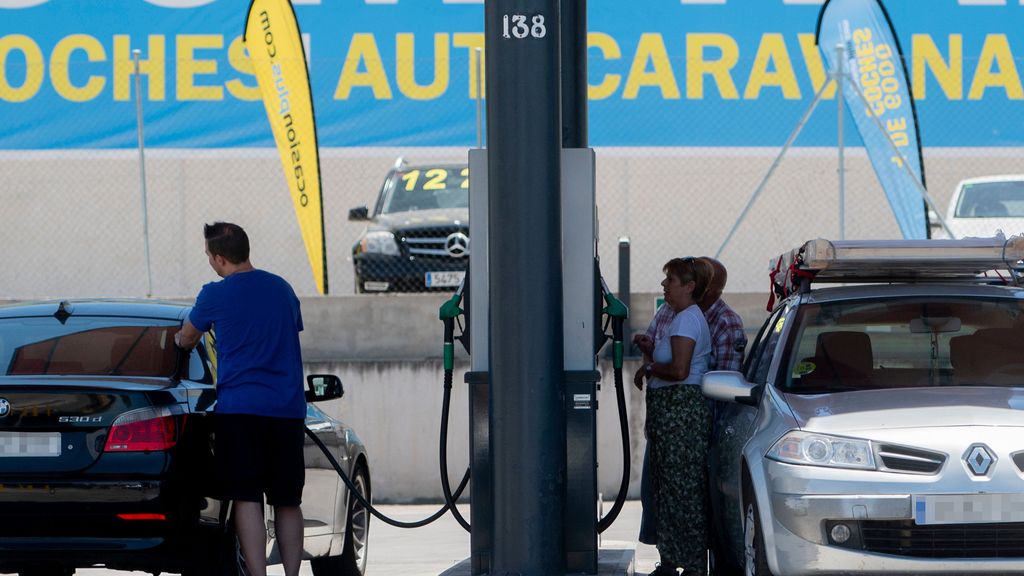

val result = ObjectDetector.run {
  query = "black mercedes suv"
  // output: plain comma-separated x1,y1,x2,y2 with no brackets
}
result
349,158,469,293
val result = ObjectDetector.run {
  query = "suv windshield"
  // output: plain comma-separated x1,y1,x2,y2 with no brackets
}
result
780,297,1024,393
0,317,179,377
954,180,1024,218
381,166,469,214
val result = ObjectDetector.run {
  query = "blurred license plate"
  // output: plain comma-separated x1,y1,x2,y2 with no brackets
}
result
0,432,61,457
425,271,464,288
914,494,1024,525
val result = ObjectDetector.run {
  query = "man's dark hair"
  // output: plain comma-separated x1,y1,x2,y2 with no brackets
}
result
204,222,250,264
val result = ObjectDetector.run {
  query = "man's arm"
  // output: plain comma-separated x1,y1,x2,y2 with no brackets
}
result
175,319,203,349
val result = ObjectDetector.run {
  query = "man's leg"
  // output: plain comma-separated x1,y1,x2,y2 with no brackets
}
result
233,500,268,576
274,505,304,576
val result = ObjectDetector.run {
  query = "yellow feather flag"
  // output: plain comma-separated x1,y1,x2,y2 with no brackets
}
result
244,0,328,294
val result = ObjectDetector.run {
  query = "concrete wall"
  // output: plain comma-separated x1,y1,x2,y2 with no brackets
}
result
295,291,769,363
309,359,649,504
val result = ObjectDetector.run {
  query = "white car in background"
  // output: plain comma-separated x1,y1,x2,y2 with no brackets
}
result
936,175,1024,239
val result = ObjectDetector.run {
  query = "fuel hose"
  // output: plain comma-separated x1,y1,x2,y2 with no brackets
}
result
597,283,630,533
438,291,472,532
304,427,470,529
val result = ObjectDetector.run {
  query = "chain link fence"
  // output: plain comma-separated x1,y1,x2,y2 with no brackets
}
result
3,54,1024,300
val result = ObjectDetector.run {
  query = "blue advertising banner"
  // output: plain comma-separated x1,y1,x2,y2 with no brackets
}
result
0,0,1022,149
817,0,926,239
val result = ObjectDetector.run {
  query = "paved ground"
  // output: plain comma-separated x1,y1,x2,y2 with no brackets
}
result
77,500,660,576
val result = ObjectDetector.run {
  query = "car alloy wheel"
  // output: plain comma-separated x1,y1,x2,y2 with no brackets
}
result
743,495,772,576
311,464,370,576
347,467,370,573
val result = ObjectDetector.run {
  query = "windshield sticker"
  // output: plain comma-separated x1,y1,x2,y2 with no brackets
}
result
774,316,786,334
793,361,816,377
399,168,470,192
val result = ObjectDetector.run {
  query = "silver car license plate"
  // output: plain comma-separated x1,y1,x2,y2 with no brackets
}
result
914,494,1024,525
425,271,465,288
0,432,61,457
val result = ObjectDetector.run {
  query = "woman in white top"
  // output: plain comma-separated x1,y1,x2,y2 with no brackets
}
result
634,257,714,576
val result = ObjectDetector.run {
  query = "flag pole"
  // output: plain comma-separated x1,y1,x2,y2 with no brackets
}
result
133,49,153,298
836,43,846,241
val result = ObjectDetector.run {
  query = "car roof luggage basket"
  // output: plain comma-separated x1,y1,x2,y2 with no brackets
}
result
767,236,1024,310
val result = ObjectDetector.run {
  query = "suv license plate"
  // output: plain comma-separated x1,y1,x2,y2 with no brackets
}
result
425,271,465,288
0,432,61,457
914,494,1024,525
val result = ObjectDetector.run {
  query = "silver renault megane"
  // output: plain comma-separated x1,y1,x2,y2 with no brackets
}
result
704,238,1024,576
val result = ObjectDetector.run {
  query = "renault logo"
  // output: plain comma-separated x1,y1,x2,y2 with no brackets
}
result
445,232,470,258
964,444,996,476
0,399,9,418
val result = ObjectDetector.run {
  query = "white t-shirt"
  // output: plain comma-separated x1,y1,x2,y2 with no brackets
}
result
648,303,712,389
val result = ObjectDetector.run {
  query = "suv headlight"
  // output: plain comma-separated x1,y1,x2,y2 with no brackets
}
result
359,231,399,255
767,431,876,470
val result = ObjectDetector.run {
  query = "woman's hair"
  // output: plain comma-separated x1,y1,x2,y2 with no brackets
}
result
663,257,715,301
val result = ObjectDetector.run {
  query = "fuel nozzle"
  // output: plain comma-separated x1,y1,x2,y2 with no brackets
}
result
438,280,465,372
601,277,629,369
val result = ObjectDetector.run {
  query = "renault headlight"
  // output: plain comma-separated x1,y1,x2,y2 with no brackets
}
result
359,231,399,255
768,431,875,470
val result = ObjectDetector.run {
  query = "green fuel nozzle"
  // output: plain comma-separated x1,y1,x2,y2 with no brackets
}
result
438,280,465,372
601,277,629,370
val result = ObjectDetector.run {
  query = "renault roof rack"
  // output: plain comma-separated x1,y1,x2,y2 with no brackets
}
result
767,236,1024,306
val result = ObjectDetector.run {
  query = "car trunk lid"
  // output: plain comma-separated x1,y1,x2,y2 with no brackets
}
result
0,379,175,474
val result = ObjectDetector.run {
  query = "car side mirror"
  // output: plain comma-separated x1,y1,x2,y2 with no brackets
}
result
348,206,369,221
702,370,760,406
306,374,344,403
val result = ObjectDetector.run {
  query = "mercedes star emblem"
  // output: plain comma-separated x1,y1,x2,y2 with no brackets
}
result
964,444,996,476
445,232,470,258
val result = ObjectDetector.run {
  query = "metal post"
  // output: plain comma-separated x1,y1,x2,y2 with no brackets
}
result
560,0,587,149
475,47,483,149
836,43,846,241
618,237,631,354
486,0,565,573
467,149,491,575
560,2,596,572
132,49,153,298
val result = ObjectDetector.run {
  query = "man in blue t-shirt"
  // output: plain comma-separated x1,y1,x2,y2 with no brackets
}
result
175,222,305,576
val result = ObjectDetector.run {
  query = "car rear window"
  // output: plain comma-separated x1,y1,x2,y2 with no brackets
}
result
954,180,1024,218
780,297,1024,393
383,166,469,214
0,317,179,377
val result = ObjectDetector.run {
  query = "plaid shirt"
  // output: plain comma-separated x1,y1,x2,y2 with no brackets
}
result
646,299,747,371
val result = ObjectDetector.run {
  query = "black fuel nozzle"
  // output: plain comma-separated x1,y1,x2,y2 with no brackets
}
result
600,277,629,370
438,279,465,372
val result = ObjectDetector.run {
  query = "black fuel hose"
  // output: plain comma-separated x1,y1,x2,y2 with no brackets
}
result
439,366,471,532
597,302,631,533
597,357,629,533
305,427,470,529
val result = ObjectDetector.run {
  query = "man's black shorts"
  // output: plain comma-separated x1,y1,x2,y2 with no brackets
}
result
214,414,305,506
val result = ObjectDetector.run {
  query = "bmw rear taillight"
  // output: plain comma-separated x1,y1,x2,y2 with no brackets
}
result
104,406,185,452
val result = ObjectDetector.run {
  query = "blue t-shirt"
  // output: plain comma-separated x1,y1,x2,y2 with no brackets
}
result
189,269,306,419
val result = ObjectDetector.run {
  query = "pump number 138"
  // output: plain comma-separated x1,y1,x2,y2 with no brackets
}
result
502,14,547,39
